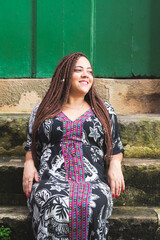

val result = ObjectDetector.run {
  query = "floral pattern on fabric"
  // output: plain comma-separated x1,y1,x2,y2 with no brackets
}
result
25,101,124,240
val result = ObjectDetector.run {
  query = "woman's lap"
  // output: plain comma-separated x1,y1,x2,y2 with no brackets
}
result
28,179,113,239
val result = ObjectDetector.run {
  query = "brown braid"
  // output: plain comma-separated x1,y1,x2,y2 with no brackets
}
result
31,52,112,168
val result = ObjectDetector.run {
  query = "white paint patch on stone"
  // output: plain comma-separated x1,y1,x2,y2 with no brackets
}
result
0,91,41,113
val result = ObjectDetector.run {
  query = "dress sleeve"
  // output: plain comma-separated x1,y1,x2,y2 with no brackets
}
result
104,101,124,155
24,103,40,151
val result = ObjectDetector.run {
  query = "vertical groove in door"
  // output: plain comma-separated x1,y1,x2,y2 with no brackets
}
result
90,0,96,67
31,0,37,78
62,0,65,57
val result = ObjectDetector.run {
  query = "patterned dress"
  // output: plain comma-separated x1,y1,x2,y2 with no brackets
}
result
25,101,124,240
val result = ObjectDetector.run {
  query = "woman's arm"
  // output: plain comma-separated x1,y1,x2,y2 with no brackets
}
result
107,152,125,198
22,151,39,197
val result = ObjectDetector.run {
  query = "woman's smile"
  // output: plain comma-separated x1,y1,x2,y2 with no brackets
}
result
79,80,89,85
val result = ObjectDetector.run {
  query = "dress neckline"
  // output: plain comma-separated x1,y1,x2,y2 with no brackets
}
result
60,108,93,123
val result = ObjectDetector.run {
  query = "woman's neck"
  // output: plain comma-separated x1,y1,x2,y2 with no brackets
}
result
67,96,85,106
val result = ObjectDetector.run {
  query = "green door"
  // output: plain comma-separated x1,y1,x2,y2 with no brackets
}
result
0,0,160,78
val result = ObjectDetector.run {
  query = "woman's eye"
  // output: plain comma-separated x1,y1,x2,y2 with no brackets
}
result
74,69,81,72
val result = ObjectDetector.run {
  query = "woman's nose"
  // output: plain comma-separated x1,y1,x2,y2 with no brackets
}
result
81,69,89,77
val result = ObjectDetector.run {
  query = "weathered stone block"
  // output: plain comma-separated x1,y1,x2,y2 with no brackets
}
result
122,159,160,191
114,186,160,207
155,208,160,240
0,193,26,206
0,158,24,195
0,158,159,206
0,115,28,156
118,115,160,158
0,79,160,114
108,207,158,240
0,114,160,158
0,206,34,240
0,206,158,240
94,79,160,114
0,79,50,113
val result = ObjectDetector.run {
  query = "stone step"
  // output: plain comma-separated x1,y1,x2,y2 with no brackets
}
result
0,158,26,206
0,158,159,207
0,114,160,158
115,158,160,207
118,114,160,158
0,206,159,240
0,206,33,240
108,207,160,240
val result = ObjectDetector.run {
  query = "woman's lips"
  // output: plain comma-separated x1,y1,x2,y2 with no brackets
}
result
79,80,89,85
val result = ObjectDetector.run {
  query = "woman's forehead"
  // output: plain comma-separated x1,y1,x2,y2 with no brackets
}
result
75,57,92,68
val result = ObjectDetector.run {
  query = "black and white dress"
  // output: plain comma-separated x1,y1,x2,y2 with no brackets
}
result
25,101,124,240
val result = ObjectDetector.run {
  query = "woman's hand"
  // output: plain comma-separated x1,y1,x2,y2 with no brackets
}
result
22,151,39,198
107,153,125,198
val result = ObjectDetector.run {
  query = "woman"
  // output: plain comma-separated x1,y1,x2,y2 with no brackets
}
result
23,52,125,240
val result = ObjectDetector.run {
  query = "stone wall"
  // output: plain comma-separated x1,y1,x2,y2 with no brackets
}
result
0,79,160,114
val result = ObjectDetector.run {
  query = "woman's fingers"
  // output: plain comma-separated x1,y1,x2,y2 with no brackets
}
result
110,180,121,198
110,179,116,198
34,170,40,182
23,170,40,198
115,176,125,198
23,178,33,197
108,174,125,198
28,179,34,196
115,180,121,197
22,157,39,198
121,175,125,193
23,180,27,196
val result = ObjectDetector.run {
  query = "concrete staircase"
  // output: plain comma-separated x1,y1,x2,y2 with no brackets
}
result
0,114,160,239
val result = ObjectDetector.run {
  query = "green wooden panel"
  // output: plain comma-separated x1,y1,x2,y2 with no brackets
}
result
36,0,92,78
36,0,64,78
95,0,133,78
0,0,160,78
131,1,151,76
149,0,160,77
63,0,91,59
0,0,32,78
132,0,160,77
95,0,160,78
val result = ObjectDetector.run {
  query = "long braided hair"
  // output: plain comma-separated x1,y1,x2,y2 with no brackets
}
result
31,52,112,168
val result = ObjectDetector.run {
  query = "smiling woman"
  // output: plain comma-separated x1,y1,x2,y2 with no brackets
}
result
23,52,125,240
62,57,94,121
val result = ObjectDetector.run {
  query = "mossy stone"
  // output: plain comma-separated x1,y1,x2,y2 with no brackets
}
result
0,114,160,158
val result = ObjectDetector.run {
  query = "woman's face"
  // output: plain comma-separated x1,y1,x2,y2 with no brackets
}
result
70,57,93,97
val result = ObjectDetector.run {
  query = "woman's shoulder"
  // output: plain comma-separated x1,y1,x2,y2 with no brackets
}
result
30,103,40,115
103,101,116,116
32,103,41,112
29,103,41,121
